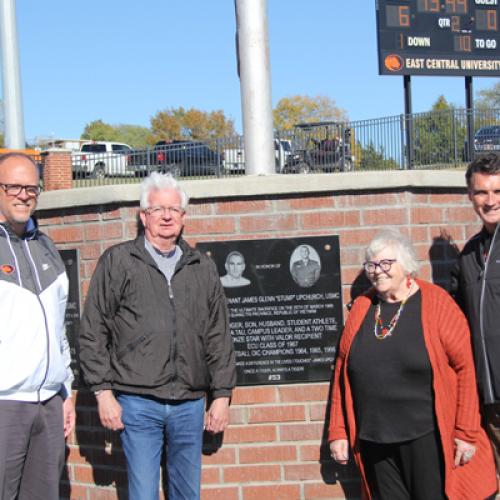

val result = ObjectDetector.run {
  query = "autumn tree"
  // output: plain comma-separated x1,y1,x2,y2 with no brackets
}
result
273,95,347,131
150,107,236,143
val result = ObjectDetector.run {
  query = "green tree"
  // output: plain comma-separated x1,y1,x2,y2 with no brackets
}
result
273,95,347,131
412,96,466,167
359,143,399,170
113,124,153,148
81,120,117,142
150,107,235,143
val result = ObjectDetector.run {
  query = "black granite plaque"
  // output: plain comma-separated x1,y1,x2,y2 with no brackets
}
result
59,249,81,388
197,236,343,385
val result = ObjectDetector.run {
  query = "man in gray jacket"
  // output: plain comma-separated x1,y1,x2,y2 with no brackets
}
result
0,153,75,499
451,152,500,473
79,173,236,500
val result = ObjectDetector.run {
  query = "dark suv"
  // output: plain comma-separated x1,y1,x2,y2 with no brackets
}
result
154,140,223,176
474,126,500,153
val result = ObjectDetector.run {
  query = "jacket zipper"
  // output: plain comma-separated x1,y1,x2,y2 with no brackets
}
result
479,224,498,403
167,279,178,399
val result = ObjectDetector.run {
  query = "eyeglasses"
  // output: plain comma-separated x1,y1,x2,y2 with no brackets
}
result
0,183,41,197
363,259,397,273
145,205,185,217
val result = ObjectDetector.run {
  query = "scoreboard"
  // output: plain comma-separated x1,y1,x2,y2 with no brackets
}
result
376,0,500,75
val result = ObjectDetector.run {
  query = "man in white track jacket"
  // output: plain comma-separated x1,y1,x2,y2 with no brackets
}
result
0,153,75,500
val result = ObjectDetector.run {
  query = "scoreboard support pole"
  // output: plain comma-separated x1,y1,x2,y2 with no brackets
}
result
465,76,474,162
404,75,414,170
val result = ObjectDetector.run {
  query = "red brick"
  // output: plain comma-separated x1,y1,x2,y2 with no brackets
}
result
185,217,236,235
202,447,236,466
362,208,408,226
248,405,305,424
287,196,335,210
240,214,296,233
216,200,272,214
310,402,327,421
301,211,360,230
49,226,84,243
340,247,363,266
411,192,430,203
411,207,445,224
88,488,122,500
186,203,213,216
119,206,140,220
239,445,297,464
409,225,428,243
279,422,323,441
38,216,63,226
76,242,102,260
337,229,379,247
242,484,301,500
279,384,329,403
224,425,277,444
335,193,404,208
201,466,221,484
342,266,366,285
429,193,467,204
284,462,322,480
304,481,361,499
232,386,278,405
201,486,239,500
445,206,481,223
224,464,281,483
102,208,121,220
299,444,321,462
229,407,247,425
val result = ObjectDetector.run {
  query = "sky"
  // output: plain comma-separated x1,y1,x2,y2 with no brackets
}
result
11,0,499,143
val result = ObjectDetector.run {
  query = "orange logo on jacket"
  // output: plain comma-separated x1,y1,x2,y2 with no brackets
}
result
1,264,14,275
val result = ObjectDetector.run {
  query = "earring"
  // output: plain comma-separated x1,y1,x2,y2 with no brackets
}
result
406,275,412,289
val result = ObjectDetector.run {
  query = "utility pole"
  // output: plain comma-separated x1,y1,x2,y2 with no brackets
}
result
235,0,275,175
0,0,25,149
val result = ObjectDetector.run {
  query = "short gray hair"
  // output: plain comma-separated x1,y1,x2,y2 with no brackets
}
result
139,172,189,210
365,228,419,276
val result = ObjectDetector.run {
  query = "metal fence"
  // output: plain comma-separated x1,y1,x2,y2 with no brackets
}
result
66,108,500,187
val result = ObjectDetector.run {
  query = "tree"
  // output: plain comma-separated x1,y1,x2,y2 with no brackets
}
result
112,124,153,148
81,120,117,142
359,143,399,170
412,96,466,167
150,107,236,143
273,95,347,131
477,82,500,109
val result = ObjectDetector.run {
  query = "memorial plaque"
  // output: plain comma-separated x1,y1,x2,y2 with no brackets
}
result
59,249,81,388
197,236,343,385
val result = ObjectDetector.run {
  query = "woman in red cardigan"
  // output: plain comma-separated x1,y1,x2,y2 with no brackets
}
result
329,228,497,500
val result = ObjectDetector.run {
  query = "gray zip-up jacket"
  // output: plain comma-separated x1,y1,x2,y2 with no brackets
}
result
450,224,500,405
79,236,236,401
0,219,73,402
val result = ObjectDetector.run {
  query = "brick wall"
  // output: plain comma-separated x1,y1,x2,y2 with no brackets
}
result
37,182,480,499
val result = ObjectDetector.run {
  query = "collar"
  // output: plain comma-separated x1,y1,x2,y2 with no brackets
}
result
0,217,38,240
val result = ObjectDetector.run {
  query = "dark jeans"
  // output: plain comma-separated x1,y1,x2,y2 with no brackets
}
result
117,394,205,500
360,431,446,500
0,394,64,500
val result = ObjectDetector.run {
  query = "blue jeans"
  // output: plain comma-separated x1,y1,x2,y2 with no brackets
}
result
117,394,205,500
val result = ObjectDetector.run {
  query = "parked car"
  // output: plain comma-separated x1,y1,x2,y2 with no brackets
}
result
474,126,500,153
129,140,223,177
72,142,133,178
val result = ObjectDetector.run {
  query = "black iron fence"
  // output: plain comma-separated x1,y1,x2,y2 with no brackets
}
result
66,108,500,187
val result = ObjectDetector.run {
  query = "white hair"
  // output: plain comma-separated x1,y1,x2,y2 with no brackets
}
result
365,228,419,275
139,172,189,210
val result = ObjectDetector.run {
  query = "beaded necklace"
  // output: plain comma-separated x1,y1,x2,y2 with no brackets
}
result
374,282,414,340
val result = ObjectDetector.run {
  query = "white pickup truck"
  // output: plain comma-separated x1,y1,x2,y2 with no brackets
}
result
72,141,133,178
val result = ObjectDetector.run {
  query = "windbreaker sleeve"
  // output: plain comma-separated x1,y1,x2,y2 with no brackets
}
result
78,249,120,392
204,257,236,399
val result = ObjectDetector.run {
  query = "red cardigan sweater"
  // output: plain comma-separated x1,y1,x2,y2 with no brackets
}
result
328,280,497,500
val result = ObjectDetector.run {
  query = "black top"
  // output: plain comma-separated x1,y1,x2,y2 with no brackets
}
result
348,290,435,443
